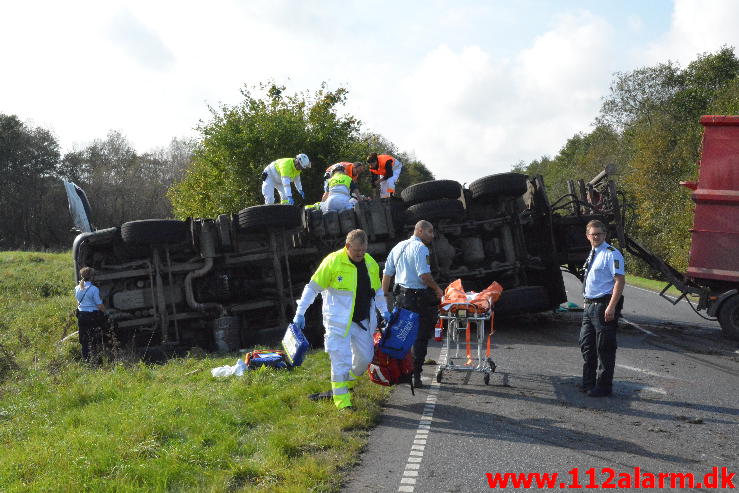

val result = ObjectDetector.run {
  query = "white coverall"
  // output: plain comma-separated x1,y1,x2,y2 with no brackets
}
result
295,247,388,409
262,158,303,204
379,159,402,198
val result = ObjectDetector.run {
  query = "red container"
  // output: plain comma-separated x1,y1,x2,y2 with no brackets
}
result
683,116,739,283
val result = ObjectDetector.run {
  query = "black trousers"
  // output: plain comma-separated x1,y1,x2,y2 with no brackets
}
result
394,287,438,376
579,302,619,391
77,311,108,361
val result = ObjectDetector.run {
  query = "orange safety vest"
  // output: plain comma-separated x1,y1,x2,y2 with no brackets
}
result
369,155,394,177
326,162,356,180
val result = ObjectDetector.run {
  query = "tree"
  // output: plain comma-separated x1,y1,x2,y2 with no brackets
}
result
0,114,63,249
168,82,433,218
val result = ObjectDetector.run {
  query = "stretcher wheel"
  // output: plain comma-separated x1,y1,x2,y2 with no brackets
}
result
484,373,490,385
436,370,443,383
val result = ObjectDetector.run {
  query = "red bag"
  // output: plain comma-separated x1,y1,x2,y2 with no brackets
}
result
367,332,415,393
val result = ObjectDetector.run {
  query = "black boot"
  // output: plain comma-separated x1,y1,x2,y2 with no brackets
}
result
413,373,424,388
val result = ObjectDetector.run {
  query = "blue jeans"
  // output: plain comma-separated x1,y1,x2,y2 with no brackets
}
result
579,302,618,391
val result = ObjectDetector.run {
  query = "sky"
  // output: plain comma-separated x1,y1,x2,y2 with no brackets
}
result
2,0,738,183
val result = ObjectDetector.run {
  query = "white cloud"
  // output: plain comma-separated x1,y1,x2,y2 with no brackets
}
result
367,11,616,183
644,0,739,66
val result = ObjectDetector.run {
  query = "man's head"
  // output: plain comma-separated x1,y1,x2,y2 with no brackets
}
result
331,165,346,176
353,162,364,176
366,152,378,170
585,219,607,248
345,229,368,262
79,266,95,281
413,220,434,245
294,153,311,170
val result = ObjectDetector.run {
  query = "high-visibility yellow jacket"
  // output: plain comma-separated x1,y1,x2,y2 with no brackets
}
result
296,247,388,336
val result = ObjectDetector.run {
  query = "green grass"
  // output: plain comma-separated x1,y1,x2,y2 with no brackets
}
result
626,274,695,299
0,251,390,492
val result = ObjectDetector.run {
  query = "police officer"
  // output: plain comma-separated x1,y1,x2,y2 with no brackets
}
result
292,229,389,411
74,266,107,361
382,220,444,388
262,153,311,205
579,219,625,397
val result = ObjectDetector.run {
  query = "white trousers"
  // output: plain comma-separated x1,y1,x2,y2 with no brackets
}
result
324,320,375,393
262,173,288,204
379,160,403,198
320,193,355,213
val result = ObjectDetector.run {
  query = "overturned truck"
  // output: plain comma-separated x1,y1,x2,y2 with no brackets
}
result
66,169,619,353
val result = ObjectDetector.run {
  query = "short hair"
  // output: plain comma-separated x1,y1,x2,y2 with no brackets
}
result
79,266,95,281
366,152,378,164
346,229,368,246
585,219,606,233
414,220,433,233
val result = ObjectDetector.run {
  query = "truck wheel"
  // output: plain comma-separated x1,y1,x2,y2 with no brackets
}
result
121,220,189,244
405,198,465,224
717,294,739,341
401,180,462,206
494,286,551,316
469,173,528,202
238,205,301,232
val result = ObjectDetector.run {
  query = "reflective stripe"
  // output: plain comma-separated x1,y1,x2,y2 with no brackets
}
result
332,392,352,409
347,369,360,388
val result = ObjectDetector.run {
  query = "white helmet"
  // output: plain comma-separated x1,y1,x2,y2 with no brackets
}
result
295,153,311,169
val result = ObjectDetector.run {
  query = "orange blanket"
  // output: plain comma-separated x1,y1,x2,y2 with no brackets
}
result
440,279,503,314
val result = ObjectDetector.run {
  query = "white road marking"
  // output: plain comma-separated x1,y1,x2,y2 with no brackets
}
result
397,345,446,492
621,317,657,336
617,363,680,380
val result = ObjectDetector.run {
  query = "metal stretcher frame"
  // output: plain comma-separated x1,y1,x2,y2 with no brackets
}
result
435,303,496,385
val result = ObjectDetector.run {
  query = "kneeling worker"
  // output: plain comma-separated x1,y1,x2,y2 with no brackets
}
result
292,229,390,410
262,153,311,205
324,161,364,187
320,165,361,212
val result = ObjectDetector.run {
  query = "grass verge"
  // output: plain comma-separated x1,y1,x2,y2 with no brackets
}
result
0,251,390,492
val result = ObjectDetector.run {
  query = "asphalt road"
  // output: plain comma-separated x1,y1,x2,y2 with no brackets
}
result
344,276,739,492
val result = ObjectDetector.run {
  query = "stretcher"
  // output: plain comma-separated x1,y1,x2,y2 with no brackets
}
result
435,280,503,385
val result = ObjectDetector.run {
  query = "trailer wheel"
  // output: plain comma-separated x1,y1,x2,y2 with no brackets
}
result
405,198,465,224
494,286,551,316
469,173,529,202
717,294,739,341
401,180,462,206
238,204,301,232
121,219,189,244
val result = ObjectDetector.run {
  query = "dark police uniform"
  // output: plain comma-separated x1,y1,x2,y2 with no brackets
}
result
580,241,625,394
383,236,438,381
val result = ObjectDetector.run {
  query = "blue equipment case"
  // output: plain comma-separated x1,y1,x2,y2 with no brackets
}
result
380,307,419,359
281,323,310,367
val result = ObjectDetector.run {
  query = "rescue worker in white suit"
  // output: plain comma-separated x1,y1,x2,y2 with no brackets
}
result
262,153,311,205
292,229,391,411
320,165,361,213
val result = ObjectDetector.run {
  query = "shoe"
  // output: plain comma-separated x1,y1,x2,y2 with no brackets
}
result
577,383,594,393
413,375,424,388
340,405,355,412
587,388,612,398
308,390,333,401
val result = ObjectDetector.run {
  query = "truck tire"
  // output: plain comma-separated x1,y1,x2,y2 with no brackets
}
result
121,219,189,244
237,205,301,232
401,180,462,206
494,286,551,316
405,198,465,224
469,173,529,202
717,294,739,341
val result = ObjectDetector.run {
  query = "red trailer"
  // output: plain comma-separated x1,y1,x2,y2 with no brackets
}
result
679,116,739,339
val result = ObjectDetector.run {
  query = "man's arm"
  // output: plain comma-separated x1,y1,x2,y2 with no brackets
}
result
604,274,625,322
382,274,394,299
420,273,444,300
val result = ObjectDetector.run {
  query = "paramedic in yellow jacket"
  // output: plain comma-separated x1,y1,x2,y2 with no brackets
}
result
292,229,390,410
262,153,311,205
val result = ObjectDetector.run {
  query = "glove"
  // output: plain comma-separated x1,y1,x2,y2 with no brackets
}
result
286,197,294,205
383,311,392,324
298,189,305,199
293,314,305,330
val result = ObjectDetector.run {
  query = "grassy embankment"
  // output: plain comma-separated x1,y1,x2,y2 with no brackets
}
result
0,251,390,492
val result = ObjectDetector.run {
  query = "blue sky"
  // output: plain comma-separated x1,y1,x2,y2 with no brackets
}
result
1,0,736,183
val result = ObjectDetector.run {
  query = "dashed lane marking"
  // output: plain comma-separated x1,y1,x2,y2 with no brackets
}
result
397,344,446,493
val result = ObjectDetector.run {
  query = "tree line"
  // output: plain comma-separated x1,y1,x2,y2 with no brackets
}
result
515,46,739,276
0,82,432,251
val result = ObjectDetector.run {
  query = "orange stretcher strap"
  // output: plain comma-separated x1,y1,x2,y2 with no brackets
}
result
465,320,473,366
486,312,495,358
